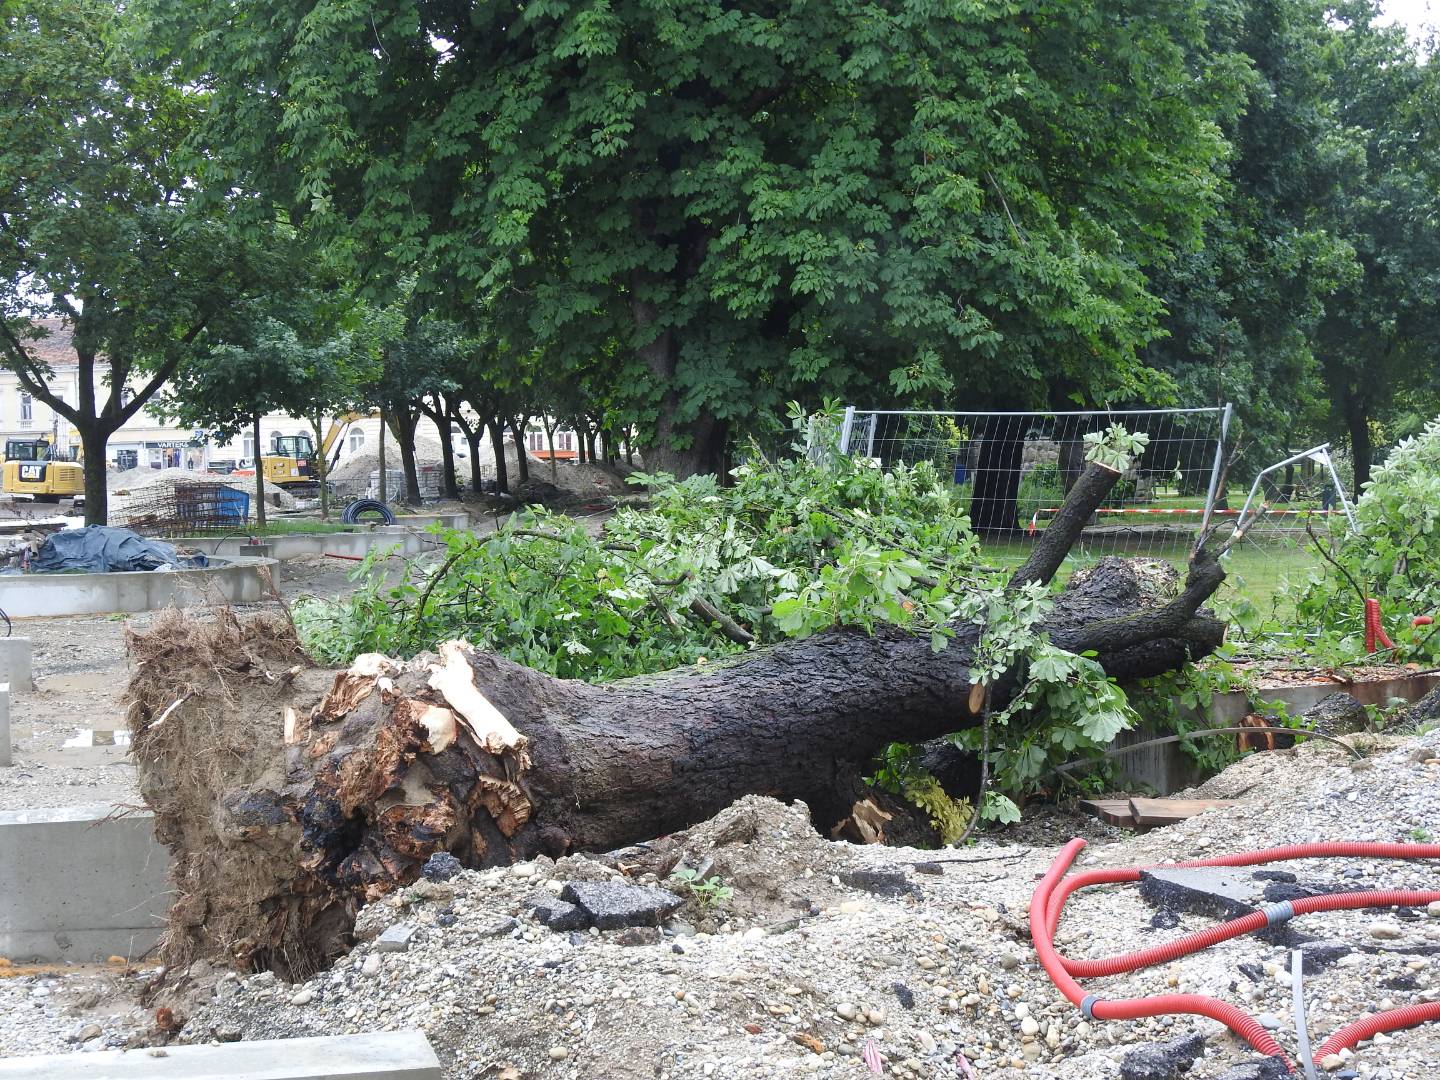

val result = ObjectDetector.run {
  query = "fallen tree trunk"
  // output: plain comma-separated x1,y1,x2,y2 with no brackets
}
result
124,462,1229,976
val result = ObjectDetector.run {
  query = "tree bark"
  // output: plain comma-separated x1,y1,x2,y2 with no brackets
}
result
310,411,330,521
461,421,484,493
377,408,388,504
79,426,110,526
969,419,1027,534
488,417,509,493
1346,403,1372,492
447,397,485,494
252,411,267,530
391,407,422,506
510,418,530,485
424,395,460,500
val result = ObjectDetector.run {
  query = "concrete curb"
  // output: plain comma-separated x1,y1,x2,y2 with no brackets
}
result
0,1029,443,1079
0,556,280,618
0,804,171,962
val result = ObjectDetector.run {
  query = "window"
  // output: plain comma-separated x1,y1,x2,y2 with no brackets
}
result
557,431,574,452
348,430,366,453
120,386,134,408
242,434,255,461
18,392,32,425
527,431,547,452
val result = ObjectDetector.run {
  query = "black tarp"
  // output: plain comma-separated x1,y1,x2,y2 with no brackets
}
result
31,526,207,573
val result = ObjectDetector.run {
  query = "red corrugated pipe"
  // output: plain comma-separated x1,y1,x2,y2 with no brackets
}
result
1364,597,1396,653
1032,838,1440,1074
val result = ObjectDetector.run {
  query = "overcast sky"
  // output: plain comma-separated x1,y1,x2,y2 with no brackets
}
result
1381,0,1437,39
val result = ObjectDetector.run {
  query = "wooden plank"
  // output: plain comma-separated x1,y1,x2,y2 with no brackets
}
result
1129,797,1238,827
1077,798,1137,827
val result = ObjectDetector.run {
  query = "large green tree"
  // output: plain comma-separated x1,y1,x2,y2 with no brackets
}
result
1142,0,1358,474
143,0,1244,480
159,315,338,528
1311,4,1440,489
0,0,286,524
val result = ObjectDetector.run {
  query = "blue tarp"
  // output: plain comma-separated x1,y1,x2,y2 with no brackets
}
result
31,526,208,573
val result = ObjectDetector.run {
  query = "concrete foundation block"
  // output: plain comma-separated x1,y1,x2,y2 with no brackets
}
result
0,684,8,767
0,804,171,962
0,637,34,692
0,1030,444,1079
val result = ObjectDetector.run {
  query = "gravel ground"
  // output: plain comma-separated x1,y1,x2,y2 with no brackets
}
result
0,554,395,811
3,735,1437,1078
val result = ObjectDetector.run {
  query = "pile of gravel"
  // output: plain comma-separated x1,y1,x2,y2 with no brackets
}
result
3,738,1438,1079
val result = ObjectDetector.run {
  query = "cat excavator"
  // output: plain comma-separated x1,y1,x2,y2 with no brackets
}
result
1,436,84,501
258,411,377,491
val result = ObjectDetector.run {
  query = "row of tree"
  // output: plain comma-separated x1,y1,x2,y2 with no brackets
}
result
1,0,1436,526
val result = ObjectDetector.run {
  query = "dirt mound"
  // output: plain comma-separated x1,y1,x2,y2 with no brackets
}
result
328,434,471,484
664,796,849,918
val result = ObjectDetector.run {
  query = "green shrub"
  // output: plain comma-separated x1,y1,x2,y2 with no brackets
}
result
1290,415,1440,662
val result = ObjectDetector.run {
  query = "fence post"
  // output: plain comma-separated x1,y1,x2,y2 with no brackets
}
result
1199,402,1234,536
864,413,877,459
838,406,856,455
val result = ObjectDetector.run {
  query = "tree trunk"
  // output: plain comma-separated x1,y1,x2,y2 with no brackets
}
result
970,419,1027,534
543,417,559,484
488,417,509,493
1347,404,1372,492
510,418,530,485
465,427,483,493
79,425,110,526
252,411,267,530
428,397,460,500
377,408,388,505
310,412,330,521
631,287,725,478
391,407,422,506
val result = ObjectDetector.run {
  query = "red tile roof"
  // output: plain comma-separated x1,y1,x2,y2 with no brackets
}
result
21,318,78,368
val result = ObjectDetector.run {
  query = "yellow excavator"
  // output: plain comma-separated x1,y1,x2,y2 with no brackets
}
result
259,412,376,491
1,436,84,501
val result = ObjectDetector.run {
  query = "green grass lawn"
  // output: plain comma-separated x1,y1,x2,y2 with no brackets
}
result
177,519,358,536
980,531,1319,618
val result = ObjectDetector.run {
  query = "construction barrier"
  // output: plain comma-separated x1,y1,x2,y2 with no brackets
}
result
1026,506,1343,535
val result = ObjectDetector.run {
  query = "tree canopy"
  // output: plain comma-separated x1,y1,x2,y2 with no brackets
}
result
0,0,301,523
143,0,1249,474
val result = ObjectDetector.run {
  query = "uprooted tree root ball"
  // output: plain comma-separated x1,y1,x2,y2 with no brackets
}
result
124,608,323,977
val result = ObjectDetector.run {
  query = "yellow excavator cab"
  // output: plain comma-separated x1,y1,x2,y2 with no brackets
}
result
260,413,376,490
2,438,84,502
260,433,316,487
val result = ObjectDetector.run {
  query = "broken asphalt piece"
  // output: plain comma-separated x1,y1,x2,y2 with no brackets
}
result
1119,1032,1206,1080
1139,867,1324,946
839,868,921,899
560,881,684,930
529,896,589,932
1285,941,1352,974
1214,1058,1291,1080
421,851,462,882
1303,691,1368,737
375,923,418,953
1138,867,1258,921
